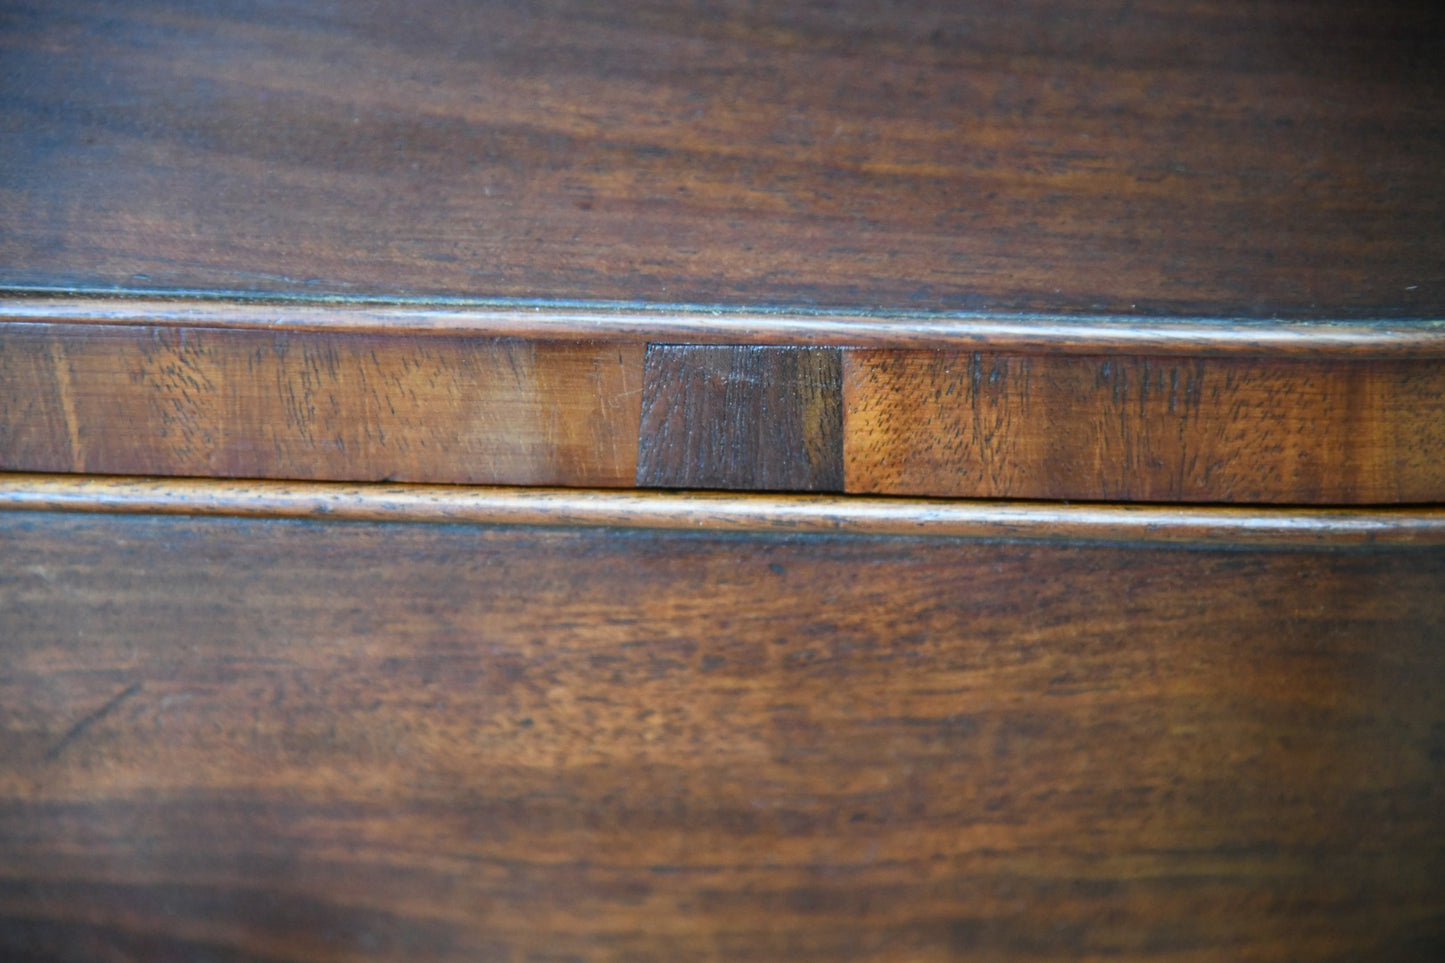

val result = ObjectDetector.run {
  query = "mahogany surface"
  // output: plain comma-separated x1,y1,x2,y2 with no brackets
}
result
0,323,643,486
844,350,1445,503
2,508,1443,961
3,0,1445,958
638,345,844,491
2,0,1444,316
4,324,1443,502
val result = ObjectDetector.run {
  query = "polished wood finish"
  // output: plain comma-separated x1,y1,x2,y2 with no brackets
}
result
5,475,1445,549
638,346,842,491
6,317,1443,502
844,350,1445,504
3,506,1443,961
0,324,642,486
4,0,1445,957
6,297,1445,355
3,0,1443,316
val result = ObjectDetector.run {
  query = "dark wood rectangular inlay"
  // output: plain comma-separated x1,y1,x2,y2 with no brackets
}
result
638,345,843,491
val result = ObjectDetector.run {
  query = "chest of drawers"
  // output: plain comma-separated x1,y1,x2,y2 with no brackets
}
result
2,2,1443,959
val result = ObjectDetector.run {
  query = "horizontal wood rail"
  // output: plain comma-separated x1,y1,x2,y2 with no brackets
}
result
5,307,1444,504
3,294,1445,357
3,474,1444,548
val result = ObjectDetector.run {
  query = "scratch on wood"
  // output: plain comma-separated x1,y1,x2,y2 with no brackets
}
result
44,682,142,761
49,339,84,472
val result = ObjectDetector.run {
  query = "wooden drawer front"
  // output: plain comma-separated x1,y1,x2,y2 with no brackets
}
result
3,503,1442,960
4,1,1444,319
5,319,1445,504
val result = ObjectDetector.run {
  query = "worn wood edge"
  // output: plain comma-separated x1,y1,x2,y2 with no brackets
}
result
3,293,1445,357
2,474,1444,548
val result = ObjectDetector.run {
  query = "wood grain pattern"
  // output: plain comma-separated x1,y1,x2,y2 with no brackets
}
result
638,345,842,491
9,320,1444,503
5,475,1445,548
0,324,642,486
2,509,1443,961
3,0,1443,316
844,350,1445,504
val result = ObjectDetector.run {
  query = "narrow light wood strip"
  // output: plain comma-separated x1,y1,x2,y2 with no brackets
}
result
3,295,1444,357
2,474,1444,547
